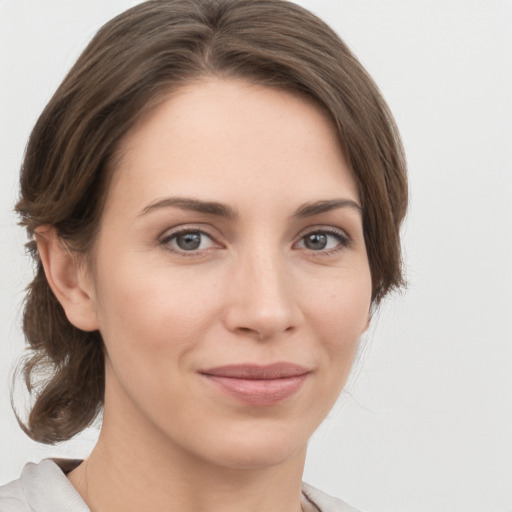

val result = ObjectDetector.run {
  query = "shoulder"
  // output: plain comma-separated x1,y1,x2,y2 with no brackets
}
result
302,482,365,512
0,459,88,512
0,473,27,512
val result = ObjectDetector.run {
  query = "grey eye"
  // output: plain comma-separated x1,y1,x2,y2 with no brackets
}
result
296,230,350,252
303,233,328,250
175,232,202,251
162,230,217,253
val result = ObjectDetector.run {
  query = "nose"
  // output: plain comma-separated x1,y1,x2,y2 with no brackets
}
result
223,247,301,341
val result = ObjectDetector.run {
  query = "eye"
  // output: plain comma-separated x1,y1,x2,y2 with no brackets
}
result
295,229,350,253
161,229,218,253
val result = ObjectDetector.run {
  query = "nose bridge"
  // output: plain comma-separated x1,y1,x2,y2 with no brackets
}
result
225,239,298,339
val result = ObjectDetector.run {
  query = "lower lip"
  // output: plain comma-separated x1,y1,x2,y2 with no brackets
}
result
202,374,309,406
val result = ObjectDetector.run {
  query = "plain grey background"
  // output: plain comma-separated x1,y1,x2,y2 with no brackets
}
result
1,1,511,511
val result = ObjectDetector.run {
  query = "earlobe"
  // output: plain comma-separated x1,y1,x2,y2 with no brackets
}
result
35,225,99,332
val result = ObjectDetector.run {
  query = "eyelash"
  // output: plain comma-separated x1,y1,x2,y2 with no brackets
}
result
159,226,352,256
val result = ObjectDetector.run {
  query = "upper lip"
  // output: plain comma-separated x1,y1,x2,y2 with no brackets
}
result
199,362,310,380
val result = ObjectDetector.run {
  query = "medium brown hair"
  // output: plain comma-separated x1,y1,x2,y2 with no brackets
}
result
15,0,407,443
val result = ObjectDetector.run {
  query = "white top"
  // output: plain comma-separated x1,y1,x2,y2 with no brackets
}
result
0,459,363,512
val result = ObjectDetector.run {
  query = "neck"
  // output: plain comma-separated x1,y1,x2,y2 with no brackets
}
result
68,388,307,512
70,436,306,512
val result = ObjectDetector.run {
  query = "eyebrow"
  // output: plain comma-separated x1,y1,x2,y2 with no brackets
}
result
140,197,238,219
292,199,362,218
139,196,361,219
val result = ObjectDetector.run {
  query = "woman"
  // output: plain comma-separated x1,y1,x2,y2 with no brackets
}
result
0,1,407,511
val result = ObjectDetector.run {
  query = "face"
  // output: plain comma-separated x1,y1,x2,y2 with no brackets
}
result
85,79,372,471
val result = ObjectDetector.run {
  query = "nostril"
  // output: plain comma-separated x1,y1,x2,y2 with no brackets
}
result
234,323,295,342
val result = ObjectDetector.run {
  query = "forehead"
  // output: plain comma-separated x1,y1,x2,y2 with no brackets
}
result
106,78,359,215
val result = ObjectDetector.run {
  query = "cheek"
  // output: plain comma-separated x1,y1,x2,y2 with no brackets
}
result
93,257,224,360
301,265,372,381
93,267,217,408
306,269,372,337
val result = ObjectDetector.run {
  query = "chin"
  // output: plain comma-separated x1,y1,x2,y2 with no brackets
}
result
192,420,310,471
210,443,305,472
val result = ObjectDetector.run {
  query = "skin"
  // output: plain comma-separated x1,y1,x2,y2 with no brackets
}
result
38,78,372,512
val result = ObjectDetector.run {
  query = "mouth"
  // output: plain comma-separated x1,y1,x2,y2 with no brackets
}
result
198,362,310,406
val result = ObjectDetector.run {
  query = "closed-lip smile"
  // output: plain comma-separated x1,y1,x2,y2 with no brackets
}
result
199,362,310,406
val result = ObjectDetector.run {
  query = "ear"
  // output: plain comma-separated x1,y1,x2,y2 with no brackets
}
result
35,225,99,332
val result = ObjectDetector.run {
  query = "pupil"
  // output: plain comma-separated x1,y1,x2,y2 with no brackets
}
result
177,232,201,250
305,233,327,250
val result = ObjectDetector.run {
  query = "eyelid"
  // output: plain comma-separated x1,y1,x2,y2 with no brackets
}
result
159,222,220,241
295,224,351,241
